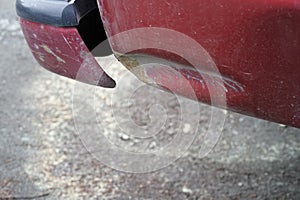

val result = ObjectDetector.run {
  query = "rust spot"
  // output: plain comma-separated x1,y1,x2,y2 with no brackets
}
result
116,54,156,85
117,55,139,71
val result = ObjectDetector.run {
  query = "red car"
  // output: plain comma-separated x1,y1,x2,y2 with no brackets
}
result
17,0,300,128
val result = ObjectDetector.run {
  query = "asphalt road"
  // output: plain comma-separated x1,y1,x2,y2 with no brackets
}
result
0,1,300,199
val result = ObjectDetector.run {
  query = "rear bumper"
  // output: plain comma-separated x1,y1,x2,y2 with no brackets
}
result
17,0,300,128
99,0,300,128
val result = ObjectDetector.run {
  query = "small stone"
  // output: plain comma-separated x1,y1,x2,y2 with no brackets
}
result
279,124,287,128
182,186,193,194
167,127,176,135
238,182,243,187
120,134,130,141
167,98,179,108
183,123,191,134
149,141,157,149
222,110,228,115
21,137,30,142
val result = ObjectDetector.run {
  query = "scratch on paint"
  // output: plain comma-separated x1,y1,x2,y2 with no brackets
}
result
117,53,245,93
40,44,66,63
37,52,45,62
224,79,245,92
216,81,228,93
62,34,73,51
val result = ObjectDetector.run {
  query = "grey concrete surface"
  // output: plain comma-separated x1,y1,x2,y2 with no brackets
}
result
0,1,300,199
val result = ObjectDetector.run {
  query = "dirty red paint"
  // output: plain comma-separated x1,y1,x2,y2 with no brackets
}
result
18,1,300,128
99,0,300,127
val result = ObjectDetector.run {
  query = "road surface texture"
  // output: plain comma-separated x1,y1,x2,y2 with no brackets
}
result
0,1,300,199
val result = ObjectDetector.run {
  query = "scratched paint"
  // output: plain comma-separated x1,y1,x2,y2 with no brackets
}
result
40,45,66,63
20,18,116,88
117,53,245,95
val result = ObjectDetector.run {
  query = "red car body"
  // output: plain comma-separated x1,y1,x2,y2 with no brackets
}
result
17,0,300,128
